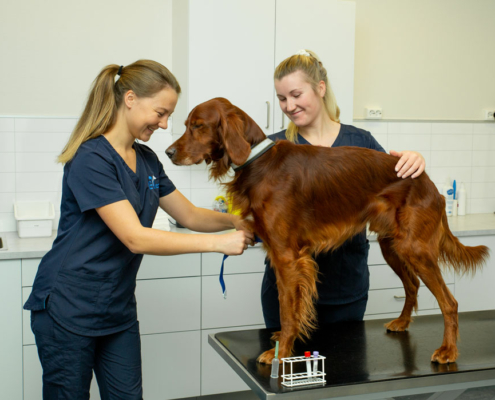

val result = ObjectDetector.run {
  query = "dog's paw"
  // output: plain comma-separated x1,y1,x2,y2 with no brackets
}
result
270,331,281,342
257,348,276,364
431,345,458,364
384,318,410,332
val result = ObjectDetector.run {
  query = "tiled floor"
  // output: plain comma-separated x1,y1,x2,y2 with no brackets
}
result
178,385,495,400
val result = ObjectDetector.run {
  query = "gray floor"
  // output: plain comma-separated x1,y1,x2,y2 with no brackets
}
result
176,385,495,400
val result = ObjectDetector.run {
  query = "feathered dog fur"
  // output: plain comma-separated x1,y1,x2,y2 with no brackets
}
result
166,97,489,364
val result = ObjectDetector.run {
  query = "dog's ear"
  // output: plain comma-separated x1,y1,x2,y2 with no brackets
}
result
218,109,251,166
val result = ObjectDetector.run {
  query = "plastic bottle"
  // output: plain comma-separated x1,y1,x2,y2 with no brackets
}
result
457,183,466,216
442,179,454,216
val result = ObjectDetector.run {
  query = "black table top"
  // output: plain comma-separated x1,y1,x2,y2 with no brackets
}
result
211,310,495,399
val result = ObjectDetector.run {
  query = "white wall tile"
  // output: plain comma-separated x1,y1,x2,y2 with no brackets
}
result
0,132,15,152
472,167,495,183
167,170,191,189
353,121,388,134
472,135,495,151
0,213,16,232
145,132,174,153
388,122,431,135
0,173,15,193
14,118,77,132
431,134,472,151
473,123,495,135
16,153,62,173
428,167,472,187
191,188,222,208
16,172,63,193
191,170,218,189
0,118,15,132
472,151,495,167
471,182,495,199
430,151,472,168
469,198,495,214
431,122,473,135
15,132,70,153
0,193,15,213
0,153,15,172
388,134,431,151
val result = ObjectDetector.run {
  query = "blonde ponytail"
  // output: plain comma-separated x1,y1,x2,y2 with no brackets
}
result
58,60,181,164
274,50,340,143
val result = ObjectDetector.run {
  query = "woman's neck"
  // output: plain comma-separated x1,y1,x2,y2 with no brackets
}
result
103,113,135,152
299,113,340,147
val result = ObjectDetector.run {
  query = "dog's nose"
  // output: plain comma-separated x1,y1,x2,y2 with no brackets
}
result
165,147,176,159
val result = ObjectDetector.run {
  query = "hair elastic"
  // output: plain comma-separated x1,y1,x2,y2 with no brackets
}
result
295,49,311,57
117,65,123,76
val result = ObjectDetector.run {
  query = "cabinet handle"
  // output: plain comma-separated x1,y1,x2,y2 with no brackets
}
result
265,101,270,129
394,295,419,299
281,113,285,129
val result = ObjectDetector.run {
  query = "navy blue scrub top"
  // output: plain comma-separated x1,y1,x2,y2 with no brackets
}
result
264,124,386,304
24,136,176,336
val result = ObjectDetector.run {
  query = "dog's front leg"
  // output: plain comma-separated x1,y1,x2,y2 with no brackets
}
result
257,252,319,364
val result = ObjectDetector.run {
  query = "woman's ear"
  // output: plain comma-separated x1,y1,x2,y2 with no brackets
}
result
318,80,326,98
124,90,136,109
218,110,251,166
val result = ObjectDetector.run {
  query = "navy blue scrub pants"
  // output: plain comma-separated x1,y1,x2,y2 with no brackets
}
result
31,310,142,400
261,272,368,329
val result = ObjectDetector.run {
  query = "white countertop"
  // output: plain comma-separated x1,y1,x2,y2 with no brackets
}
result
1,213,495,261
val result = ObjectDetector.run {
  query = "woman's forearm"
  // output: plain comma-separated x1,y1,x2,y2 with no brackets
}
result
183,206,239,233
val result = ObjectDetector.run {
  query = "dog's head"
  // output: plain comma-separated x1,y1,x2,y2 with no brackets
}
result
166,98,265,179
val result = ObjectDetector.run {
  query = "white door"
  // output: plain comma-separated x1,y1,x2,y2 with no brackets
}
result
188,0,276,134
274,0,356,130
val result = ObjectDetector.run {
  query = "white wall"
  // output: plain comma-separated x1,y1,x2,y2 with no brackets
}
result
1,1,494,232
0,0,173,116
353,0,495,120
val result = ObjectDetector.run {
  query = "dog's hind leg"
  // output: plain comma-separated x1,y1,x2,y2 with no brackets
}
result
379,236,420,332
395,240,459,363
257,250,318,364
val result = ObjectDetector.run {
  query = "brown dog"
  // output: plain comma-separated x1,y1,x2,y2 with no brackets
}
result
166,97,489,364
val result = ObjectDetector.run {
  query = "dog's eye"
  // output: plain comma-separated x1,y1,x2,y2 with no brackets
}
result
193,124,203,130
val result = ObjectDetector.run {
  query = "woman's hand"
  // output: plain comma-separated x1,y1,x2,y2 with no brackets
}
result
390,150,425,179
217,230,254,256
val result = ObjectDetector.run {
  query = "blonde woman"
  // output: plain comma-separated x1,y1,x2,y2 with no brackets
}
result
24,60,253,399
261,50,425,329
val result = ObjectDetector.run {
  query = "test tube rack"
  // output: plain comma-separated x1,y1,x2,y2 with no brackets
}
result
280,354,326,388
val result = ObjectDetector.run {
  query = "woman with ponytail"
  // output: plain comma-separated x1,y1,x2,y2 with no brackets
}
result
24,60,253,399
261,50,426,329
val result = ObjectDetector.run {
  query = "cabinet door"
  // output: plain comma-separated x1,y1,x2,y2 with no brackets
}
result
274,0,356,126
137,254,200,280
201,325,265,396
0,259,22,399
202,245,266,276
456,236,495,312
23,344,100,400
22,258,41,287
141,331,200,400
136,277,201,334
188,0,276,134
202,273,264,329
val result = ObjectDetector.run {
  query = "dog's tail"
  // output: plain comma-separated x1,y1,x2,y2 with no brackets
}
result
439,212,490,275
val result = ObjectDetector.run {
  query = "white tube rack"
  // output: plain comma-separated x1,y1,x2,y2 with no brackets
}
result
281,354,326,388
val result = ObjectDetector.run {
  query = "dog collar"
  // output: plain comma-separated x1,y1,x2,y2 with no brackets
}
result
231,138,275,171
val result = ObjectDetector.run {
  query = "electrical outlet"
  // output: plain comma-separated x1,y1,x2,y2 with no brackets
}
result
365,107,382,119
483,109,495,120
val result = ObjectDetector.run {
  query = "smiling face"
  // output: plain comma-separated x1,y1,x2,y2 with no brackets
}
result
125,86,178,142
275,70,326,129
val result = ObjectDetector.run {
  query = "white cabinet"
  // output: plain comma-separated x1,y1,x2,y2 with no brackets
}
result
172,0,356,135
455,235,495,312
201,325,264,396
202,273,265,329
136,276,201,334
141,330,201,400
202,245,266,275
0,259,22,400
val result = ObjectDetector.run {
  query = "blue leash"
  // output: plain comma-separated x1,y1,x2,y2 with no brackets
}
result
220,236,262,299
